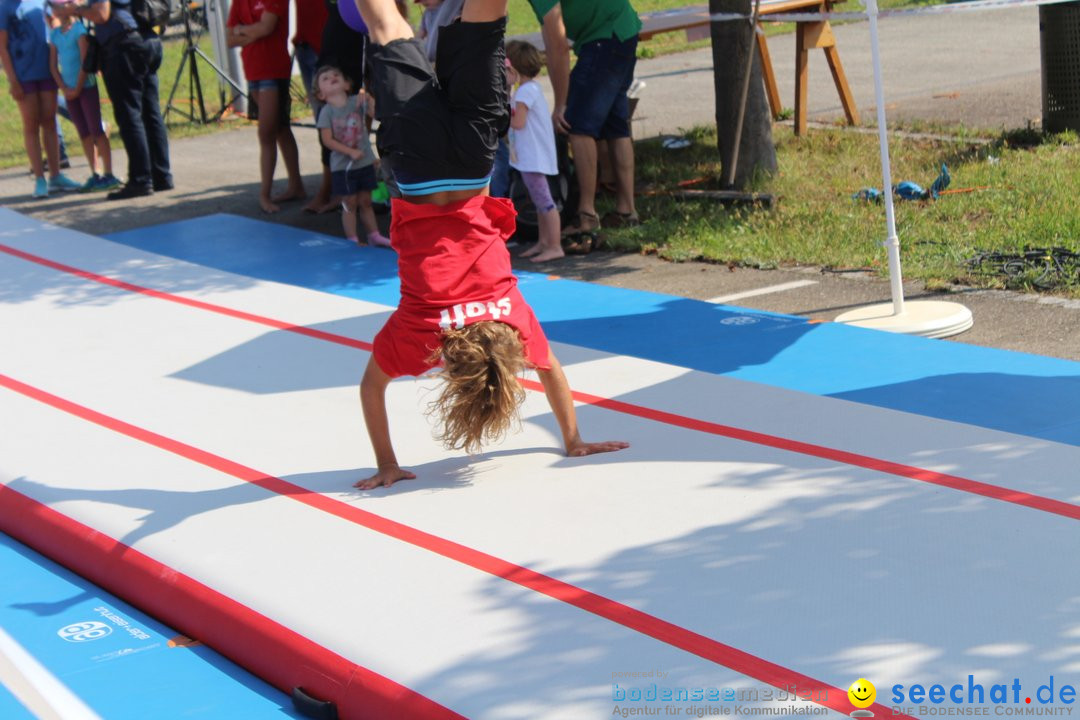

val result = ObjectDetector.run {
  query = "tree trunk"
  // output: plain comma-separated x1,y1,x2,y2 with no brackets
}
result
710,0,777,189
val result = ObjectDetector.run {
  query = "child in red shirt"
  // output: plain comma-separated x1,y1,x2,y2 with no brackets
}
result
227,0,306,213
355,0,628,489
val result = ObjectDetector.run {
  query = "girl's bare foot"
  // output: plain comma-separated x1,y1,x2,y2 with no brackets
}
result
259,197,281,214
530,246,565,262
272,186,307,203
302,197,335,214
520,242,542,258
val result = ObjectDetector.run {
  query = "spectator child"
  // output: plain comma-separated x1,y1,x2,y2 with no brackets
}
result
48,12,119,191
529,0,642,252
0,0,80,197
304,0,363,214
227,0,306,214
350,0,628,490
506,40,562,262
313,64,390,247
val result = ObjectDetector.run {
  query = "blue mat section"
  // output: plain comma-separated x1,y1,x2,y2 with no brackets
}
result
105,214,1080,445
0,532,303,719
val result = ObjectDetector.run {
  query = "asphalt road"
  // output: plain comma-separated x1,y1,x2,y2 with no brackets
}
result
3,5,1078,361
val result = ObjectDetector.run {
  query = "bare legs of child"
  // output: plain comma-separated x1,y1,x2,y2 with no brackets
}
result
341,191,391,247
519,207,564,262
303,165,337,214
517,172,564,262
77,126,114,181
17,89,62,186
254,85,306,214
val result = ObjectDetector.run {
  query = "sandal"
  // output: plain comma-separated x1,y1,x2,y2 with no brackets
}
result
563,231,597,255
600,211,640,229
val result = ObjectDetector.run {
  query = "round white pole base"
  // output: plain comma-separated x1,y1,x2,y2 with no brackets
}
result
834,300,973,339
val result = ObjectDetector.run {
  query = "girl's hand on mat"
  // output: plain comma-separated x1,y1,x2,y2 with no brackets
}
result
567,440,630,457
355,464,416,490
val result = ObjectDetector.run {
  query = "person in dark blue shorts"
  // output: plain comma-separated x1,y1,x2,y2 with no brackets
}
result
529,0,642,250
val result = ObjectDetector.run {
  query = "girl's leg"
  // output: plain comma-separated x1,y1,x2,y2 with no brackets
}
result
303,98,334,213
531,207,564,262
97,134,114,176
273,123,306,202
68,94,99,175
356,191,391,247
254,87,281,213
317,165,334,211
519,172,563,262
79,135,98,175
83,88,113,176
17,95,45,179
341,193,359,242
38,92,61,178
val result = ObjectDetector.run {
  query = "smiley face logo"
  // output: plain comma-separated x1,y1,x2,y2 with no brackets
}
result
848,678,876,709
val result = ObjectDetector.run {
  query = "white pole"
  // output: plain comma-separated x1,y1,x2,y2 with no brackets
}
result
208,0,247,114
835,0,972,337
865,0,904,316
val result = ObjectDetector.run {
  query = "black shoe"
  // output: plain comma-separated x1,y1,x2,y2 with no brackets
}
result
153,178,174,192
107,184,153,200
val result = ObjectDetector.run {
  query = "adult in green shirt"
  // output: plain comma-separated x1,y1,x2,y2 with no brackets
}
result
529,0,641,248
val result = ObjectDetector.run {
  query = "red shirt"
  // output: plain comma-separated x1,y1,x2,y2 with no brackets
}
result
228,0,291,81
373,195,552,378
292,0,327,52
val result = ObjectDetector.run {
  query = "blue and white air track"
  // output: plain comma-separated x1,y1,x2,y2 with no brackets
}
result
0,533,307,719
1,207,1079,719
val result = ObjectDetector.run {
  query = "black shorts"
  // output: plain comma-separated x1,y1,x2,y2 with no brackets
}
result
367,18,509,196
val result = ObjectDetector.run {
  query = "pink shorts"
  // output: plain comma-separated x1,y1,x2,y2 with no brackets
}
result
67,85,106,139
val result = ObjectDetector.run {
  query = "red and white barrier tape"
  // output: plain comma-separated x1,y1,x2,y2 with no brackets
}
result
705,0,1076,25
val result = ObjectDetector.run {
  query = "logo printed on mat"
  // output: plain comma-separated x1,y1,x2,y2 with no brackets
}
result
58,621,113,642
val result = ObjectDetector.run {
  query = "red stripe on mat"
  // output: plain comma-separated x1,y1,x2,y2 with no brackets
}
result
0,483,462,720
557,385,1080,521
0,372,900,719
0,242,372,351
2,241,1077,521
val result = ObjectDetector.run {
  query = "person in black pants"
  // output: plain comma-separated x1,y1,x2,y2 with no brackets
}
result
62,0,172,199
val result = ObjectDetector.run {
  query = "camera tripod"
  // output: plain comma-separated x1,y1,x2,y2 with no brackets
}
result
164,2,247,124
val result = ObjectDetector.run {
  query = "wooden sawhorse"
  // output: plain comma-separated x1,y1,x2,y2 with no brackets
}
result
636,2,860,136
757,0,860,134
